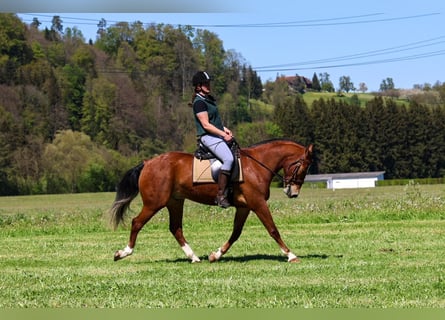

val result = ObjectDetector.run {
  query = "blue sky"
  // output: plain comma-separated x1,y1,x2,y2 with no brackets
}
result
15,0,445,91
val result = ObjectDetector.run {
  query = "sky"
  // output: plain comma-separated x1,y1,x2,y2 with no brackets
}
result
12,0,445,91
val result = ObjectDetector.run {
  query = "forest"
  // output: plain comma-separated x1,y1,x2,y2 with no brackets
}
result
1,13,444,195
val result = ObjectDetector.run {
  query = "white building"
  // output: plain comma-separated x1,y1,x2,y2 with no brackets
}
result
305,171,385,189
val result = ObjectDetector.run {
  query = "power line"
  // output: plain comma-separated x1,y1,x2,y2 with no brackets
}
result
190,13,385,27
192,13,441,28
254,36,445,70
19,12,440,28
255,50,445,73
17,13,444,77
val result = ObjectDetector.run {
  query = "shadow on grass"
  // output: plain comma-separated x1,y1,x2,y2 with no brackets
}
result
162,253,342,263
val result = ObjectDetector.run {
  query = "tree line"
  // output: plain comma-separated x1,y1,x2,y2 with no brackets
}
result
273,95,445,179
0,13,444,195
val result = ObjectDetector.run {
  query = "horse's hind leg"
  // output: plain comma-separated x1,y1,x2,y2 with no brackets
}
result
167,199,200,263
114,204,158,261
209,207,250,262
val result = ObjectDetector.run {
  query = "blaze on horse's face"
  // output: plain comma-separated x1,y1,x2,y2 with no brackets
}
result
283,144,313,198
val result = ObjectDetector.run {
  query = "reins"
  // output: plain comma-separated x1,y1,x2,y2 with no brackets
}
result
239,149,285,181
199,138,305,185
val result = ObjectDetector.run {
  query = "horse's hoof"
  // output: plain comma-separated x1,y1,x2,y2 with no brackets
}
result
114,251,122,261
114,246,133,261
208,252,217,263
289,257,301,263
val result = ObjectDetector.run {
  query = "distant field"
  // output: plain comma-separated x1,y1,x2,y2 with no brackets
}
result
302,91,407,108
0,184,444,307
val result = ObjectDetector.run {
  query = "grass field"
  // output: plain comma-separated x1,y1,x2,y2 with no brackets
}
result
301,92,408,108
0,184,444,308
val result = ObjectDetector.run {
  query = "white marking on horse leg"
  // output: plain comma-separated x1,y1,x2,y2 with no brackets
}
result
115,245,133,260
281,248,298,262
181,243,201,263
121,245,133,257
213,247,223,260
287,252,298,262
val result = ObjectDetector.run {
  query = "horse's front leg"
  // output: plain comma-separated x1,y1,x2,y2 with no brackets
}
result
254,203,300,263
114,205,157,261
209,207,250,262
168,199,200,263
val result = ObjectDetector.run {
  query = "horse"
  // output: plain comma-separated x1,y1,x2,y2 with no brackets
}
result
110,139,314,263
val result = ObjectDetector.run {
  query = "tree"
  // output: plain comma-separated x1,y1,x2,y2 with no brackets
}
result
362,97,407,178
358,82,368,93
404,102,434,178
51,15,63,33
80,77,116,147
30,17,41,29
42,129,92,193
311,98,365,173
94,21,133,55
339,75,355,93
97,18,107,39
173,26,197,98
47,15,63,41
236,121,283,146
379,77,395,91
71,45,96,77
41,130,126,193
10,136,45,194
240,65,263,102
432,81,445,103
0,13,33,84
318,72,335,92
262,77,289,107
273,95,312,145
312,72,321,92
429,106,445,177
0,105,20,195
59,63,86,130
193,29,226,96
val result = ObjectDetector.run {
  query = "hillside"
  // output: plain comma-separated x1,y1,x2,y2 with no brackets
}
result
0,13,445,196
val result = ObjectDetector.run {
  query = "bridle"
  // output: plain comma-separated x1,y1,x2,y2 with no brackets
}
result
240,149,307,187
282,158,309,197
283,159,306,186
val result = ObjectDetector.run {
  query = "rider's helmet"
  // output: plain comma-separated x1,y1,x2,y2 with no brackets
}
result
192,71,211,87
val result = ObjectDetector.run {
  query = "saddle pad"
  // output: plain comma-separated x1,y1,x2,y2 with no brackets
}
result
193,158,243,183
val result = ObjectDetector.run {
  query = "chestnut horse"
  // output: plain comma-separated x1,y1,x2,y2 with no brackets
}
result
110,139,313,263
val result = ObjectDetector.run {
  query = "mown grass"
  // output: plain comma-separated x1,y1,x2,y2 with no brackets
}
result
0,184,444,308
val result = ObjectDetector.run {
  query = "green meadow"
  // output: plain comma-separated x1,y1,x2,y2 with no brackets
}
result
0,184,444,308
301,91,408,108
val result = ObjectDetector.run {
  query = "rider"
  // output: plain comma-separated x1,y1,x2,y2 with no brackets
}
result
191,71,234,208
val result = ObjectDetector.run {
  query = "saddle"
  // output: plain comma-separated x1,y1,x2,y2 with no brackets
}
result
193,140,243,183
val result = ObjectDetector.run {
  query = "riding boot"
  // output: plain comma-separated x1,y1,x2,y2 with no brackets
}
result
216,170,231,208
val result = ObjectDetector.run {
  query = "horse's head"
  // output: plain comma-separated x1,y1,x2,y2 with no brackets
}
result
283,144,313,198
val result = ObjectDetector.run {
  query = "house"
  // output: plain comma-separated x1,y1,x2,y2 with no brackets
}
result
305,171,385,189
281,75,313,92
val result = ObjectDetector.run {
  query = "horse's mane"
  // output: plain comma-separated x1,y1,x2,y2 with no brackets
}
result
246,138,301,148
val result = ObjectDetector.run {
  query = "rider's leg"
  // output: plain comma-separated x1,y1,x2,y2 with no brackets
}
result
216,169,231,208
200,135,234,208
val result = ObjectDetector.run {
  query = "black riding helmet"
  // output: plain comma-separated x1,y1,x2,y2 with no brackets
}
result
192,71,211,87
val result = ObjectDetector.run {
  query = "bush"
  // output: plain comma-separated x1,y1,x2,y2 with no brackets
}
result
377,177,445,186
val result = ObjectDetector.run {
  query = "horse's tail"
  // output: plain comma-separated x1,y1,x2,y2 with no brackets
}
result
109,162,144,230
